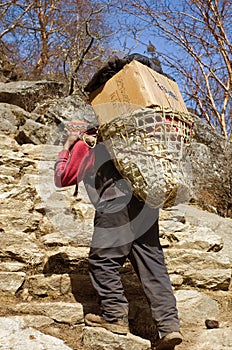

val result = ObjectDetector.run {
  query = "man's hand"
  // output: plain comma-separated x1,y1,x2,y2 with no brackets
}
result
63,132,81,150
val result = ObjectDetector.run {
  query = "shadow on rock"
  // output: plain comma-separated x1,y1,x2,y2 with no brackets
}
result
43,253,158,344
43,252,99,316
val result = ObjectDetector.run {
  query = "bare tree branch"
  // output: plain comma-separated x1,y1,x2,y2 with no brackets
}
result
0,2,34,39
110,0,231,139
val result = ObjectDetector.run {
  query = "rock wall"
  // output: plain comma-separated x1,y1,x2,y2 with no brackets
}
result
0,79,231,349
189,116,232,217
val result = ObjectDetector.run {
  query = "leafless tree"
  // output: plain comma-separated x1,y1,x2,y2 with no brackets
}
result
0,0,113,92
107,0,232,140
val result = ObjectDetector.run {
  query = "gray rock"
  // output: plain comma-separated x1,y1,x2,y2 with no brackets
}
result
0,103,31,135
176,204,232,234
45,246,89,263
45,94,97,126
189,328,232,350
0,262,26,272
40,232,71,246
43,194,94,245
0,149,36,170
184,267,231,290
8,315,54,328
165,249,231,290
21,144,61,161
15,119,50,145
0,174,15,185
26,158,94,244
0,318,21,338
175,204,232,261
175,290,219,324
189,116,232,217
0,211,42,233
27,274,71,297
0,134,19,150
0,317,72,350
0,272,26,294
159,220,187,234
0,80,64,111
0,231,44,266
1,185,36,212
173,228,223,252
82,326,151,350
14,302,84,324
169,274,184,286
43,95,98,146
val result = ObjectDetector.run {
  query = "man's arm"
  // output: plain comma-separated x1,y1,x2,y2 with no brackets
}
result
54,134,94,188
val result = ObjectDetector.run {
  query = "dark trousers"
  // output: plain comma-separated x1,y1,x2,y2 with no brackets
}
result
88,195,180,337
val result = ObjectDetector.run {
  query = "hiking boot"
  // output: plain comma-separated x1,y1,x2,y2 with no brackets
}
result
84,313,129,335
154,332,183,350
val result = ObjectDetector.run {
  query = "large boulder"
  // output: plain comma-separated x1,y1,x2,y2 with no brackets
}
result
189,115,232,217
0,317,73,350
44,94,98,145
0,80,64,111
0,103,34,135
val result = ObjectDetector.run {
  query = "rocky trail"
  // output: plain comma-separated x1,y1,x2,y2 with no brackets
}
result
0,78,231,349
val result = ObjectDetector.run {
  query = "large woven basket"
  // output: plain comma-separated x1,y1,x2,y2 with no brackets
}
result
98,107,194,208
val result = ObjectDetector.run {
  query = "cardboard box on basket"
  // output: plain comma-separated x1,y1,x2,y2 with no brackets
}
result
89,60,188,125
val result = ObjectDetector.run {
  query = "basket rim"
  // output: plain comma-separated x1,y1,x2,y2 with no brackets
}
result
98,106,196,129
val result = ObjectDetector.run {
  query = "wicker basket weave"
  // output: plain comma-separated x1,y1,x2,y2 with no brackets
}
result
98,107,194,208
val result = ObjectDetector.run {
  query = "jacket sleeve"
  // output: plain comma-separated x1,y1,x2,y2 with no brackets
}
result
54,140,94,188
